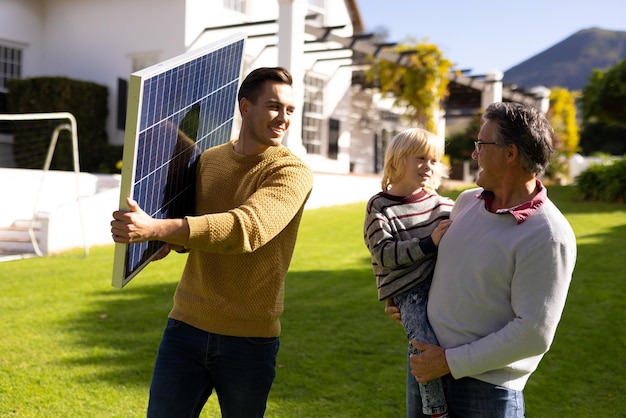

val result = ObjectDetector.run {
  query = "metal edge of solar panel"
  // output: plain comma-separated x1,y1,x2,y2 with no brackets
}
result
112,33,246,288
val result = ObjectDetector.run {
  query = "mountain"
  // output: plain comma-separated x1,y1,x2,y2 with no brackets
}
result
503,27,626,91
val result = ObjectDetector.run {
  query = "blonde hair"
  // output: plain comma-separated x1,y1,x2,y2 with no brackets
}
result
381,127,448,192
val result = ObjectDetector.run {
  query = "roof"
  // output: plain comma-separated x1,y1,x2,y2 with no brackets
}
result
344,0,364,34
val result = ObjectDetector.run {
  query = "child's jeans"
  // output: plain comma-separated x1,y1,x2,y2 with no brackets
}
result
394,281,447,416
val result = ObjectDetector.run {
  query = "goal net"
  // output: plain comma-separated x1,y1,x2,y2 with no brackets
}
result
0,112,87,259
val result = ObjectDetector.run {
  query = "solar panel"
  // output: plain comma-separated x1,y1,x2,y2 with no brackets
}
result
112,33,246,288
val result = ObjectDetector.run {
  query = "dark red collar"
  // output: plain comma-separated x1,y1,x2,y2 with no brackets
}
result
477,180,547,224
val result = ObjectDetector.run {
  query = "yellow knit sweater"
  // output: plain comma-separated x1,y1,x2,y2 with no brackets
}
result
169,140,313,338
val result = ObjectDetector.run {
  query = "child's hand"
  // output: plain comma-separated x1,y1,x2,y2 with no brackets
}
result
431,219,452,246
385,298,402,325
152,243,172,261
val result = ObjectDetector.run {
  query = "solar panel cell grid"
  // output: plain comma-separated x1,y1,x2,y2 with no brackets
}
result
112,34,246,288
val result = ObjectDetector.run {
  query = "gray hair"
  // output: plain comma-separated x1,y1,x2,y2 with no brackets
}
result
483,102,554,175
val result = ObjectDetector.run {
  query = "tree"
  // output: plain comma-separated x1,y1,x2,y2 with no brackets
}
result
367,42,453,133
445,112,482,164
545,87,580,182
547,87,580,156
581,58,626,125
579,122,626,155
579,58,626,155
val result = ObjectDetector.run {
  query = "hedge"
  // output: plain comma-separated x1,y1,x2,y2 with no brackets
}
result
576,157,626,203
6,77,122,173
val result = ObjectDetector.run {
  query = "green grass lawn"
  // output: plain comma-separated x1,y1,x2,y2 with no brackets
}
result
0,185,624,417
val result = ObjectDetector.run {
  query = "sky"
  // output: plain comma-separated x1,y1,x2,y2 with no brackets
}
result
356,0,626,75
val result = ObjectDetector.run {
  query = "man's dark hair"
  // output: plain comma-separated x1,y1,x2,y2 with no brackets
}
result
237,67,293,104
484,102,554,175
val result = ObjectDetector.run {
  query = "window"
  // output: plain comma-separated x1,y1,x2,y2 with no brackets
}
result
328,118,339,160
117,78,128,130
0,44,22,134
380,110,400,123
116,52,160,131
302,74,325,155
375,129,393,174
224,0,246,14
0,44,22,92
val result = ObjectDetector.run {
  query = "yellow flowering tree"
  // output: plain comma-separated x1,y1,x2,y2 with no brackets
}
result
367,42,453,133
545,87,580,182
548,87,580,156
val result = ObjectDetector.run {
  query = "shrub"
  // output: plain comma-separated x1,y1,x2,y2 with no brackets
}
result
6,77,122,173
575,157,626,202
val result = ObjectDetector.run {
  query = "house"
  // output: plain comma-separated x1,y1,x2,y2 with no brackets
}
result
0,0,547,175
0,0,552,257
0,0,391,174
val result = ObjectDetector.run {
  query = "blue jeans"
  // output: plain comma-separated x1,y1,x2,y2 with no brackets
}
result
147,318,280,418
394,281,447,415
407,372,525,417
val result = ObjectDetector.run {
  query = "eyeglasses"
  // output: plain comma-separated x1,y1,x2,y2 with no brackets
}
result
474,141,499,153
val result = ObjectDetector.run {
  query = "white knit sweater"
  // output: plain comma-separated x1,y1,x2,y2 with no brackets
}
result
428,186,577,390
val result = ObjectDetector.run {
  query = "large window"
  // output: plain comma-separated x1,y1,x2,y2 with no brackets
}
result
302,74,324,155
375,129,392,174
0,44,22,134
0,44,22,93
224,0,246,14
328,118,339,160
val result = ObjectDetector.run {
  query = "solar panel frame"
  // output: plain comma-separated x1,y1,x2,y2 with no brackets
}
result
112,33,246,288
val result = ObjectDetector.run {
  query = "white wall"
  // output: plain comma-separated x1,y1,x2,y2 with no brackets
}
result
1,0,362,173
37,0,186,145
0,168,119,255
568,153,619,183
185,0,358,173
0,0,45,80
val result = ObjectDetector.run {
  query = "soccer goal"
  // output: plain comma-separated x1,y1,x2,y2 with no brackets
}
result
0,112,88,259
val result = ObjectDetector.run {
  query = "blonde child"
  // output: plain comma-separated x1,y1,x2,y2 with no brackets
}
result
364,128,453,418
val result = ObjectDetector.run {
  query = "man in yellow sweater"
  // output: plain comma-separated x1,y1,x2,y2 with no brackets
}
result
111,67,313,417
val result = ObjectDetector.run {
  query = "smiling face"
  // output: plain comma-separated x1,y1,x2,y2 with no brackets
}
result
382,128,445,195
391,154,438,196
238,80,295,155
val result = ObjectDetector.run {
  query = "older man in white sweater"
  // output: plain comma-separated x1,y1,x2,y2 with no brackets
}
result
404,102,577,417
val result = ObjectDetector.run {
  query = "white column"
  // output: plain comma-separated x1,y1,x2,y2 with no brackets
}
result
528,86,551,113
481,70,503,108
278,0,306,155
434,105,447,142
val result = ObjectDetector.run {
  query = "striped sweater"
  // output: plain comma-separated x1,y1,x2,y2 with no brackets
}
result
364,190,454,301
